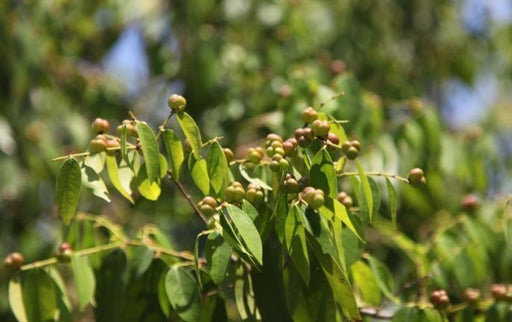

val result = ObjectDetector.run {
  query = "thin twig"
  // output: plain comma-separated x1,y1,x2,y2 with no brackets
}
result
156,112,175,140
167,170,208,224
339,171,410,183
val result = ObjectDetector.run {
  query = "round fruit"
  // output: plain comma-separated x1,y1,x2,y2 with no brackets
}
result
117,120,138,137
464,288,480,303
167,94,187,112
327,132,340,145
56,243,73,262
223,148,235,163
202,196,218,208
461,194,479,212
408,168,426,186
341,141,352,153
345,146,359,160
200,204,216,217
4,252,24,272
248,148,262,164
92,118,110,134
350,140,361,151
301,107,318,124
266,133,283,143
309,193,325,209
311,120,330,138
89,137,107,153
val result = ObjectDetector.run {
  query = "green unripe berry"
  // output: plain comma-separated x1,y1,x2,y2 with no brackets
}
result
279,158,289,171
56,243,73,263
302,187,317,204
92,118,110,134
351,140,361,151
248,148,262,164
309,193,325,209
117,120,138,137
202,196,218,208
341,141,352,153
311,120,330,138
223,148,235,163
200,204,216,217
270,160,280,172
274,147,285,156
345,146,359,160
271,141,283,149
408,168,425,186
89,137,107,153
272,154,283,162
167,94,187,112
301,107,318,124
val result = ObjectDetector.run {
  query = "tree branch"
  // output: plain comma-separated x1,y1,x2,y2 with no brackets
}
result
167,170,208,224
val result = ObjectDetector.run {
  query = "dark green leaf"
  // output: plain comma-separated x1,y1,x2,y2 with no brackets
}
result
238,163,273,191
71,254,96,310
165,267,201,322
176,112,202,159
207,141,230,196
95,249,128,322
56,158,81,225
136,121,161,184
206,232,233,285
285,205,310,285
20,269,59,322
368,176,381,217
310,149,338,199
386,177,398,228
163,129,184,180
130,246,154,278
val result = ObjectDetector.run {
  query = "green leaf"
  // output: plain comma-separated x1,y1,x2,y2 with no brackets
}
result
71,254,96,310
130,246,154,278
56,158,81,225
307,234,361,321
136,121,161,184
310,149,338,199
355,159,373,222
224,204,263,265
350,261,381,306
95,249,128,322
83,152,106,173
176,112,202,159
206,232,233,285
326,114,347,143
368,177,381,218
238,163,273,191
135,154,167,201
285,205,310,285
120,124,128,165
117,159,135,196
188,155,210,195
47,267,72,321
82,166,110,202
165,267,201,322
326,197,363,241
163,129,184,180
367,256,398,303
505,198,512,246
392,306,442,322
242,199,259,221
9,274,28,322
207,141,230,196
106,155,134,203
20,269,59,322
386,177,398,228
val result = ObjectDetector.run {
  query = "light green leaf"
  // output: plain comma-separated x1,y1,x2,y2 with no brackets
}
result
9,274,28,322
242,199,259,221
189,155,210,195
239,163,273,191
56,158,81,225
206,232,233,285
20,269,59,322
106,155,134,204
136,121,161,184
83,152,105,173
135,154,167,201
71,254,96,310
165,267,201,322
207,141,230,195
163,129,184,180
224,204,263,265
355,159,373,222
351,261,381,306
327,197,363,241
81,166,110,202
386,177,398,228
117,159,134,195
367,256,398,303
176,112,202,159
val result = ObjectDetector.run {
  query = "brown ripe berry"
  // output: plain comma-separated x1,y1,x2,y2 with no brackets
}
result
491,284,508,301
4,252,24,272
301,107,318,124
430,290,450,310
311,120,330,138
92,118,110,134
202,196,218,209
106,139,120,156
167,94,187,112
461,194,479,212
330,59,346,74
266,133,283,143
89,137,108,153
350,140,361,151
223,148,235,163
327,132,340,145
294,128,304,140
283,140,297,155
56,243,73,262
337,192,353,207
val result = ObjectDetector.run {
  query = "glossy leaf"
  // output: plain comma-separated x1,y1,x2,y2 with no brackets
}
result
176,112,202,159
71,254,96,310
106,155,134,203
136,121,161,184
224,204,263,265
165,267,201,322
163,129,184,180
355,159,373,222
386,177,398,228
188,154,210,195
56,158,81,225
207,141,230,195
206,231,233,285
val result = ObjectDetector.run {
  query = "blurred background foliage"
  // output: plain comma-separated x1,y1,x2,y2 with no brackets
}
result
1,0,512,319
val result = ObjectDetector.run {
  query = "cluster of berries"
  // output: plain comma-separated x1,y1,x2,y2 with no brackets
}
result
265,134,290,172
491,284,512,301
429,290,450,310
407,168,427,186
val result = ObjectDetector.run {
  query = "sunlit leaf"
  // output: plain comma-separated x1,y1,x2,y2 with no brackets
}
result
207,141,230,196
224,204,263,265
355,159,373,222
106,155,134,203
136,121,161,184
188,155,210,195
176,112,202,159
163,129,184,180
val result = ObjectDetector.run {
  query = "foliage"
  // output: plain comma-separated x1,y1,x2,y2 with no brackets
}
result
4,97,512,321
